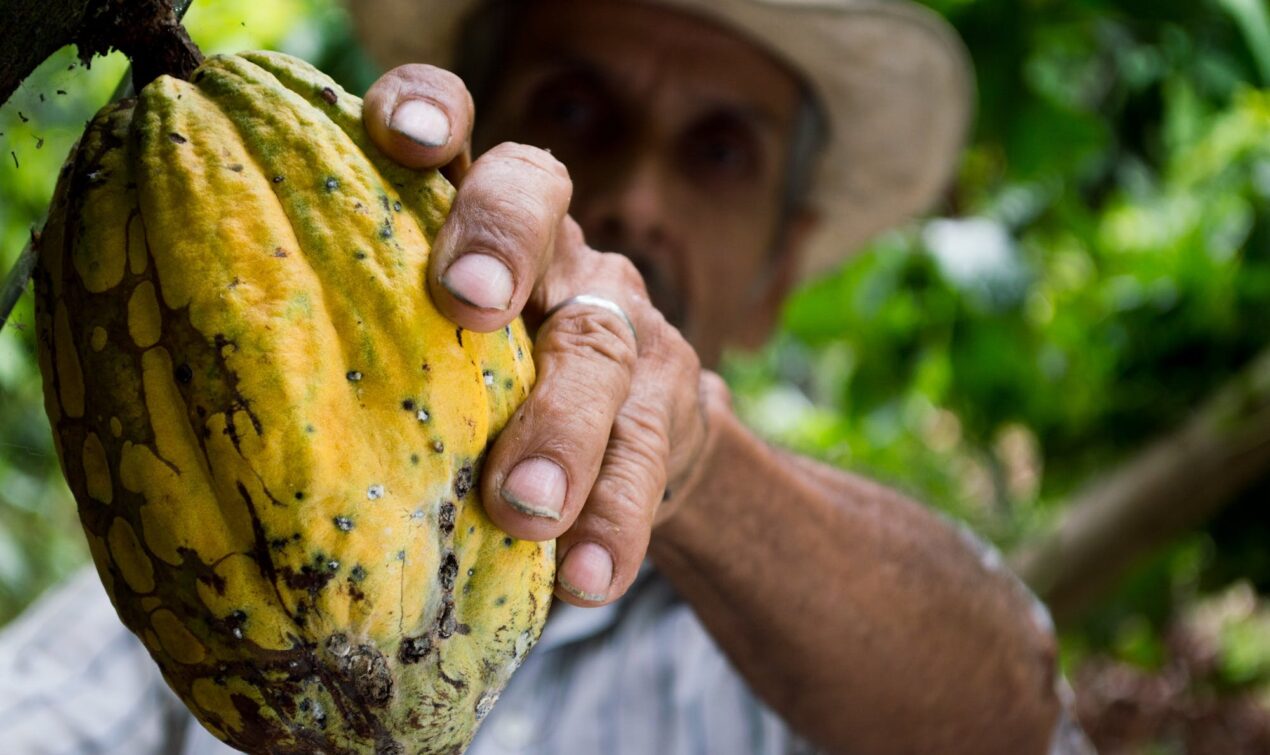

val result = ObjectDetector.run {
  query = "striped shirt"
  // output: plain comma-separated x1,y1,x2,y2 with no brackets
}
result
0,565,1092,754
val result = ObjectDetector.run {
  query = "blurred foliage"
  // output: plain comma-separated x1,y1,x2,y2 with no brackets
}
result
0,0,1268,728
729,0,1270,699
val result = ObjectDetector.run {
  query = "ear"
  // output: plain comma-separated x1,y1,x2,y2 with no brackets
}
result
731,208,821,350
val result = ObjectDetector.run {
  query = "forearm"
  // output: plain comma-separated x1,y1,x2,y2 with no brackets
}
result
649,403,1063,754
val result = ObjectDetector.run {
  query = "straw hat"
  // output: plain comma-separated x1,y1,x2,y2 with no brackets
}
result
347,0,973,280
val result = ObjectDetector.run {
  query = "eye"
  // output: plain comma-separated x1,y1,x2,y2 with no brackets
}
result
682,114,761,182
525,73,614,150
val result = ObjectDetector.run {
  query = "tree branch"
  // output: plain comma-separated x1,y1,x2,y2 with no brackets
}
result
0,0,200,108
1010,347,1270,625
0,0,95,106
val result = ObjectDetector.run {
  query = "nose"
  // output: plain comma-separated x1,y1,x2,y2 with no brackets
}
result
574,156,669,254
572,155,686,327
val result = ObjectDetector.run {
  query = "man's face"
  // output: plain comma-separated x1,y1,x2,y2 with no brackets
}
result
473,0,810,367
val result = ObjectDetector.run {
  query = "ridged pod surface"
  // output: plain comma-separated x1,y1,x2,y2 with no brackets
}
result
33,51,554,754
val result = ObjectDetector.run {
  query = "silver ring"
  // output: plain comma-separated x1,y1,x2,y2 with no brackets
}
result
542,294,637,341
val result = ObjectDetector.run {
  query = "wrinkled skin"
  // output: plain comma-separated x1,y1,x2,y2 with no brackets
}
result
357,2,1070,753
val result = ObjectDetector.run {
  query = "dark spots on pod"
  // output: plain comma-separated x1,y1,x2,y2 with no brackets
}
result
467,568,476,577
353,250,367,261
439,502,456,534
396,550,406,561
346,371,362,382
324,177,339,192
422,362,431,372
228,164,244,173
325,634,393,707
438,601,457,638
349,564,367,582
225,610,247,640
305,424,315,434
294,491,305,501
393,201,402,212
504,378,514,390
168,132,187,144
174,363,193,384
320,87,338,105
401,399,415,411
455,327,464,347
379,195,391,213
482,370,494,386
379,217,393,239
272,247,288,258
409,453,420,465
433,440,444,453
453,464,474,499
270,537,289,551
282,553,336,596
439,552,458,590
272,175,285,184
516,347,524,360
333,515,353,532
398,635,432,664
503,537,513,547
468,526,475,535
494,596,507,607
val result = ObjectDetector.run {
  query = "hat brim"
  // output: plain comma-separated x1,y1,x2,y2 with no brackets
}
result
347,0,973,281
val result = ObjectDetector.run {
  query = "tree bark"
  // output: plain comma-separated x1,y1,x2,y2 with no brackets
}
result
0,0,95,106
1011,346,1270,625
0,0,200,107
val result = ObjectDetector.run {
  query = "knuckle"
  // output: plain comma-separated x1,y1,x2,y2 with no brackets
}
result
540,308,638,373
599,252,647,294
613,404,671,465
485,142,572,187
458,186,548,258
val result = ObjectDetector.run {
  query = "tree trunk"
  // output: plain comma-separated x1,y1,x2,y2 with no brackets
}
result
1011,347,1270,625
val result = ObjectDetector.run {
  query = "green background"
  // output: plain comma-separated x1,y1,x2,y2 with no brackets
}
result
2,0,1268,749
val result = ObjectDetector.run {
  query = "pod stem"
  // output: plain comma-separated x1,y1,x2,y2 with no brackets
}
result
76,0,204,89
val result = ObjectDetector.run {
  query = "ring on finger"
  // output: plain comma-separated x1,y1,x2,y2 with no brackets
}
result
542,293,637,341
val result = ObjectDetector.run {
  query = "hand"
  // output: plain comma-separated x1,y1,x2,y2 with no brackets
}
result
364,65,723,606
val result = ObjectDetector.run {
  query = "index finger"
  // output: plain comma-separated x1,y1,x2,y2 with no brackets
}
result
363,64,474,170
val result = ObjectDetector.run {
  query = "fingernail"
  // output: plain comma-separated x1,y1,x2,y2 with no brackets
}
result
389,99,450,148
501,458,566,520
443,254,514,311
559,543,613,602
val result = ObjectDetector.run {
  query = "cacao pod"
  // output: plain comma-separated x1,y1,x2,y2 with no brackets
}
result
34,51,554,754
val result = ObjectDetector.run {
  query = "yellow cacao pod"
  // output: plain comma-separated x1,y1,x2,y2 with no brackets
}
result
34,51,554,754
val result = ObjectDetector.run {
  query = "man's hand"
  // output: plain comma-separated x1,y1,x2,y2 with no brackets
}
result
364,65,720,607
